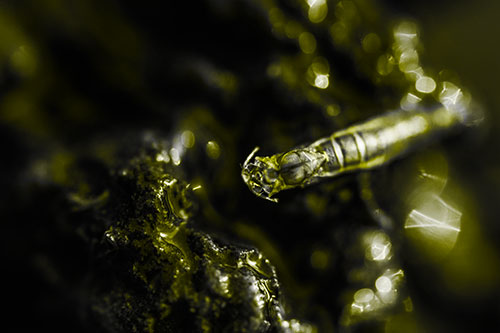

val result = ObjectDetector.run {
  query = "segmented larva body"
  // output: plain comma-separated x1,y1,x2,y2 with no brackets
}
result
313,107,456,175
241,106,471,202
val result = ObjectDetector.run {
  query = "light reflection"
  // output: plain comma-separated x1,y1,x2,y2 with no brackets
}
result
351,287,382,315
392,20,423,83
330,21,349,45
362,33,381,53
326,104,340,117
439,82,463,106
308,57,330,89
311,56,329,73
386,115,428,141
351,272,403,316
206,140,220,159
354,288,374,303
269,7,285,31
298,31,317,54
438,81,471,122
156,150,170,163
393,21,418,46
364,231,392,262
306,0,321,6
400,92,422,111
167,130,194,166
406,208,461,232
376,54,395,76
210,268,231,297
406,151,449,203
307,0,328,24
170,147,181,165
404,66,424,81
415,76,436,94
405,193,462,256
375,276,392,293
375,269,405,304
218,273,229,295
403,297,413,312
314,74,329,89
398,49,419,73
281,319,314,333
290,319,303,332
335,1,358,22
285,20,302,39
181,130,195,148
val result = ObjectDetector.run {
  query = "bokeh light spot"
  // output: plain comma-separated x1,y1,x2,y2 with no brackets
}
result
181,130,195,148
314,74,329,89
206,140,221,159
362,33,381,53
298,32,317,54
375,276,392,293
415,76,436,93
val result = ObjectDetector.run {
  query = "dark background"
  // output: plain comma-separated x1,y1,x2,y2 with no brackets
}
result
2,0,500,332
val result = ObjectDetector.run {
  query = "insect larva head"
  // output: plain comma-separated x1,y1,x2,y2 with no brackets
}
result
241,147,281,202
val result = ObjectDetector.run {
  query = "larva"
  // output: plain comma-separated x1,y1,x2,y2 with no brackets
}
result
241,105,479,202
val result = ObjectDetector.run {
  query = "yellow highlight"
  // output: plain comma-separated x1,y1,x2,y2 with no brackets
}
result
335,1,358,22
393,21,418,45
326,104,340,117
404,192,462,259
314,74,329,89
330,21,348,45
415,76,436,93
181,130,195,148
307,0,328,23
268,7,285,28
370,242,389,261
284,20,302,39
298,32,317,54
170,148,181,165
398,49,419,73
439,81,465,109
308,56,330,89
403,297,413,312
362,33,381,53
375,276,392,293
311,56,330,74
156,151,170,163
354,288,374,303
364,231,392,262
400,92,422,111
404,66,424,82
206,140,221,159
376,54,395,76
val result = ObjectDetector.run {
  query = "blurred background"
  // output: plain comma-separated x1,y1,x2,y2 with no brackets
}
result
2,0,500,332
